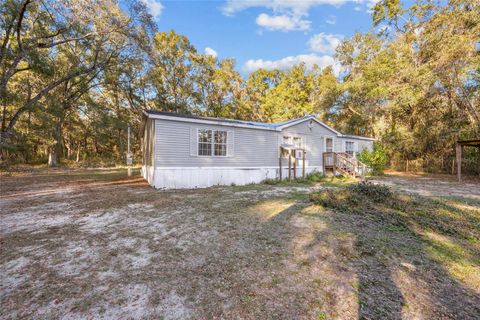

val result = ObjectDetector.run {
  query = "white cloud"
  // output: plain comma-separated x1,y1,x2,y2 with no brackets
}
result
256,13,311,31
307,33,343,54
244,53,341,75
222,0,347,16
363,0,381,10
222,0,381,16
204,47,218,58
326,15,337,25
141,0,163,19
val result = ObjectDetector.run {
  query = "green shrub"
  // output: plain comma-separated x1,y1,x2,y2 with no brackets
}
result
306,171,324,182
263,178,281,185
358,144,388,175
347,182,392,203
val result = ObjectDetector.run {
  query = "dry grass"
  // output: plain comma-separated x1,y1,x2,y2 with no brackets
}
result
1,168,479,319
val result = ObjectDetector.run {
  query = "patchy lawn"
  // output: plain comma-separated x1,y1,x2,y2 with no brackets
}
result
1,168,479,319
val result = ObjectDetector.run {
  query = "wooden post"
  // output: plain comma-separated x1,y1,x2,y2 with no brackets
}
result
302,151,306,178
322,153,325,175
293,150,297,180
288,151,292,181
456,144,462,182
279,153,282,181
333,152,336,176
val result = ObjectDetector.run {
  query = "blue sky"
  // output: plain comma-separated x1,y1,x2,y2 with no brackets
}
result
140,0,382,74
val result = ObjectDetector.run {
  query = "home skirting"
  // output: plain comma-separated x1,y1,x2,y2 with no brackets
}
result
142,166,323,189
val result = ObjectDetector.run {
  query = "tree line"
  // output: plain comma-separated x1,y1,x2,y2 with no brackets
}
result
1,0,478,173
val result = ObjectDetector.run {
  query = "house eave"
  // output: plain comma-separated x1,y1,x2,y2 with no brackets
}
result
339,135,376,141
277,116,342,135
143,111,280,131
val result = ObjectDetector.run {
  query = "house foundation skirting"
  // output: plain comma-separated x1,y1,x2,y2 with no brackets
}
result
143,166,323,189
141,165,155,186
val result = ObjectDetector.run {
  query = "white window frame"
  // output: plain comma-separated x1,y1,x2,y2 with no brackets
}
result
213,130,228,157
344,140,356,156
293,136,303,148
324,136,335,152
197,129,228,157
282,134,303,147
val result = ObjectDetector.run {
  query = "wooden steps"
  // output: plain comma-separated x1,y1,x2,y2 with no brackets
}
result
323,152,366,180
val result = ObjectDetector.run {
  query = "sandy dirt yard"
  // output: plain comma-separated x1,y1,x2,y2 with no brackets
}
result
1,169,479,319
370,171,480,200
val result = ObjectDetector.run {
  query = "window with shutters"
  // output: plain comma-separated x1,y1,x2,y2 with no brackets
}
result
198,129,228,157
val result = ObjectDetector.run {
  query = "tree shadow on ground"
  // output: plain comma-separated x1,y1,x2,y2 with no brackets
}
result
307,185,480,319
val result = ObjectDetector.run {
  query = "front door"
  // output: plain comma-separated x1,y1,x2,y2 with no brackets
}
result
325,138,334,166
326,138,333,152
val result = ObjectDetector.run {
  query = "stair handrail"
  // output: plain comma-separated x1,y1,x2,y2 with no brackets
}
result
336,153,367,180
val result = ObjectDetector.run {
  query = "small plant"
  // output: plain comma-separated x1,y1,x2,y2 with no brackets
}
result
306,171,324,182
358,144,388,175
263,178,281,185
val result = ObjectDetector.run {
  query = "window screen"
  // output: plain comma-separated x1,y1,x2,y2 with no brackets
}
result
198,129,212,156
214,131,227,156
345,141,355,156
198,129,227,156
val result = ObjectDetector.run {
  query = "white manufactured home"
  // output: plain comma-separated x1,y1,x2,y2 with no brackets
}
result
141,110,374,189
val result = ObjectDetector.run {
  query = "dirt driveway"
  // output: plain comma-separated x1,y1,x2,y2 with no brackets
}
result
370,171,480,199
1,169,479,319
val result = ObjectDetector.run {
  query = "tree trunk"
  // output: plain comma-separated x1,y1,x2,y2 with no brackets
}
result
48,145,58,167
76,145,80,162
48,119,63,167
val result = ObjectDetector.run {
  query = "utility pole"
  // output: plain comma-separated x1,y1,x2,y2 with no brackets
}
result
127,126,131,156
127,125,133,176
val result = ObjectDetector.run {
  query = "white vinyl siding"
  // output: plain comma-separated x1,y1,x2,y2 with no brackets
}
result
338,138,372,155
155,119,275,167
282,120,336,168
153,117,373,170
